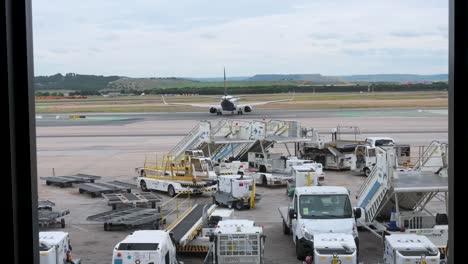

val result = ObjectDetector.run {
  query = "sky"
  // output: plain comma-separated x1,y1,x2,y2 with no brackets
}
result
32,0,448,77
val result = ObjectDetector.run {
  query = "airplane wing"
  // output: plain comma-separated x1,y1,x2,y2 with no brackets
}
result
237,93,295,108
161,95,219,108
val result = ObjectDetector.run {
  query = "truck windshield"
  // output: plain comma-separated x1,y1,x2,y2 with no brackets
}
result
299,194,352,219
117,243,159,250
375,140,394,146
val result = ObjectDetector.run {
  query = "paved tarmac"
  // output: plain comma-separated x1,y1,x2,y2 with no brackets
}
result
35,106,448,264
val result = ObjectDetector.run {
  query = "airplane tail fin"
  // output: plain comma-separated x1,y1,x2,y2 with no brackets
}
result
224,67,227,96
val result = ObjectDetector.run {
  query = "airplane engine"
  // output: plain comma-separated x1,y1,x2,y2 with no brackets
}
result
244,106,252,112
209,107,217,113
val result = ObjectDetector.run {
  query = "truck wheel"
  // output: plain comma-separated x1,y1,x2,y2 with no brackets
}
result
140,181,149,191
296,240,306,261
167,185,176,197
60,218,65,228
283,221,290,235
212,196,220,205
262,176,268,187
364,168,371,177
235,201,243,210
259,166,266,173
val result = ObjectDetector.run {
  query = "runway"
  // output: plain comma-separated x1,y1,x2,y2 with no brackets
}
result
35,107,447,127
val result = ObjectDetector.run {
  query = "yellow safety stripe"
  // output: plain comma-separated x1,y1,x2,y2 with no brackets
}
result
176,245,209,252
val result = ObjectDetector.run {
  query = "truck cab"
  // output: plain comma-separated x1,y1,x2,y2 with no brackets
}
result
112,230,179,264
355,137,396,176
279,186,361,261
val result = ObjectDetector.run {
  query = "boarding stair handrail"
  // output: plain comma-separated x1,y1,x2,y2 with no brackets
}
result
412,140,441,170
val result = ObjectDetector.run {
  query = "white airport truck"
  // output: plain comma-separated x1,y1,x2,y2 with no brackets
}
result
112,230,181,264
354,137,411,177
279,186,361,261
39,231,81,264
247,153,324,187
203,220,266,264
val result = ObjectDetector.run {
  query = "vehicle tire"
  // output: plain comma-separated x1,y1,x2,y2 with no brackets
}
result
46,181,51,186
262,175,268,187
283,221,290,235
60,218,66,228
140,181,148,192
212,196,219,205
259,165,267,173
364,168,371,177
235,201,243,210
79,189,84,194
296,239,306,261
167,185,176,197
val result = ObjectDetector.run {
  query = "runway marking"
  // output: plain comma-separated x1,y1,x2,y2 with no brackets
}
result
71,224,89,232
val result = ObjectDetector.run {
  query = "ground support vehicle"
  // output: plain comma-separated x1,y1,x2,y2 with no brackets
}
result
248,171,293,187
87,207,167,231
212,175,261,210
112,230,181,264
41,174,101,188
383,234,440,264
279,186,361,261
286,165,322,196
102,192,162,210
312,233,357,264
355,144,449,260
38,201,69,229
78,181,133,198
136,151,218,197
39,231,81,264
354,137,410,176
203,220,266,264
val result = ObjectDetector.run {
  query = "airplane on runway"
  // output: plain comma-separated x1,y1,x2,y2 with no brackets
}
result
161,68,294,115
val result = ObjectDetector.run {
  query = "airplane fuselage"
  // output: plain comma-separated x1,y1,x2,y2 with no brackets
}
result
221,99,236,111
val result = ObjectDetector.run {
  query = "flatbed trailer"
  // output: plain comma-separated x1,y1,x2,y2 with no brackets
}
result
38,209,70,229
87,207,167,231
40,174,101,187
38,200,55,211
78,181,132,197
102,192,162,210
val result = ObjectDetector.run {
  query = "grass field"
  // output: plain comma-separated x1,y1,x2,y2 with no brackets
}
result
35,91,448,113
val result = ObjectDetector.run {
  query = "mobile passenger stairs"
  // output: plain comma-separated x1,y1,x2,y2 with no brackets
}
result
168,119,310,165
356,140,449,258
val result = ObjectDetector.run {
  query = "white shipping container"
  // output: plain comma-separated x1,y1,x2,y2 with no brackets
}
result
218,175,253,198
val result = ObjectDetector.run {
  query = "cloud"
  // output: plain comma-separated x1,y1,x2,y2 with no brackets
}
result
200,33,217,39
32,0,448,76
